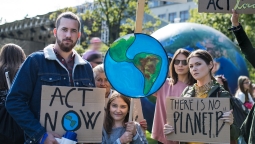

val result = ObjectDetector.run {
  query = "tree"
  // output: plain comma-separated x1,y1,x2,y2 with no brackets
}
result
188,0,255,82
81,0,161,46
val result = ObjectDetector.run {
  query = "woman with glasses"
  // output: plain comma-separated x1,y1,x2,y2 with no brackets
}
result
163,49,240,143
152,48,195,144
84,52,103,68
235,76,254,110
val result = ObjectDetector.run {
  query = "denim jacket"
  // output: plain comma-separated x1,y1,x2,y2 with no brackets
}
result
6,45,95,144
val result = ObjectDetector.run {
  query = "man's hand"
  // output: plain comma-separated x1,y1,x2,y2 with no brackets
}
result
119,131,133,143
40,132,61,144
231,9,239,27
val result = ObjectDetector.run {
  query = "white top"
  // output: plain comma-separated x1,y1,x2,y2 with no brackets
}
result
235,90,254,104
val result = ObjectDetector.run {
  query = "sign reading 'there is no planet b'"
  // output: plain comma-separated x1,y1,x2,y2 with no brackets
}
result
166,97,230,143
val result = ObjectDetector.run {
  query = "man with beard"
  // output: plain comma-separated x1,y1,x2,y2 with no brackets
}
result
5,12,95,144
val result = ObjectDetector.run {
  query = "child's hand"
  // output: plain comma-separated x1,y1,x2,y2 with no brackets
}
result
120,131,133,143
164,124,175,135
125,121,137,135
139,119,147,131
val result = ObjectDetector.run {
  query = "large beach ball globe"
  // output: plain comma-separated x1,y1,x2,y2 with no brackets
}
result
104,33,169,98
151,22,249,94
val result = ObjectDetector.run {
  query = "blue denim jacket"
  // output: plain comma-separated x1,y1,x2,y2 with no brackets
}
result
6,45,95,144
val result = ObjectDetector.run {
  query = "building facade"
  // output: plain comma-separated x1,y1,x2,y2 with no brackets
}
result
149,0,197,23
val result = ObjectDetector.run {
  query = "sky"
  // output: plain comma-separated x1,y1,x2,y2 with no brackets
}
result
0,0,93,24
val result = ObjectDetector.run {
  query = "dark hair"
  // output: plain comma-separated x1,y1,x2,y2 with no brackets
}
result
236,75,252,102
0,44,26,89
104,91,130,135
187,49,215,81
86,53,102,62
169,48,195,85
215,75,230,93
55,12,81,31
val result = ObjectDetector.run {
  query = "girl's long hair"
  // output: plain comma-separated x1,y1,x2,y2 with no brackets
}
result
236,76,252,102
169,48,195,85
0,43,26,89
103,91,130,135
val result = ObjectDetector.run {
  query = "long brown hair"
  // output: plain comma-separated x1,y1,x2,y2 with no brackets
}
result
104,91,130,135
0,44,26,89
187,49,215,81
236,76,252,102
169,48,195,85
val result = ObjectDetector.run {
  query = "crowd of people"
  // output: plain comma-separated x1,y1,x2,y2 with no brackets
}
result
0,10,255,144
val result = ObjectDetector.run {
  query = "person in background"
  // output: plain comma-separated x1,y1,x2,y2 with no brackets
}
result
93,64,113,98
6,12,95,144
102,91,148,144
215,75,231,92
87,53,103,68
235,76,254,110
152,48,195,144
0,43,26,144
251,83,255,101
82,37,102,60
230,9,255,144
164,49,240,144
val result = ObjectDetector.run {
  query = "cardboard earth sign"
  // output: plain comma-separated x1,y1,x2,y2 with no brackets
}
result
40,85,105,143
166,97,230,143
198,0,255,14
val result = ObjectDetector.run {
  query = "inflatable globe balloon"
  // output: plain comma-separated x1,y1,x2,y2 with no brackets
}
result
151,22,249,94
104,33,168,98
141,23,249,133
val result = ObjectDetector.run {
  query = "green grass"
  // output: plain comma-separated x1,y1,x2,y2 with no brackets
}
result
146,130,157,144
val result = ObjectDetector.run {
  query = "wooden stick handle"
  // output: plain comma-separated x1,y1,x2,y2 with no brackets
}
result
134,0,145,33
128,98,134,121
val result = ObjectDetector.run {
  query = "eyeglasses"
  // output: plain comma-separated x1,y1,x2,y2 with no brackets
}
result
174,59,187,66
93,61,103,64
243,81,251,85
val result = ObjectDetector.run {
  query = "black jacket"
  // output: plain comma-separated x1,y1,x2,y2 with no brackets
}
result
232,25,255,144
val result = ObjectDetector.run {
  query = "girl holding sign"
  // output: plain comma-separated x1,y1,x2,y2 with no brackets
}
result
102,91,148,144
163,50,240,143
152,48,195,144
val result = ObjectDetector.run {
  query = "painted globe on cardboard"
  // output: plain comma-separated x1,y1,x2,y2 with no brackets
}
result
151,22,249,94
104,33,168,98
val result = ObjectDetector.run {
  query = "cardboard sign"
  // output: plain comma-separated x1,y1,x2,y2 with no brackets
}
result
158,0,187,3
40,86,105,143
166,97,230,143
198,0,255,14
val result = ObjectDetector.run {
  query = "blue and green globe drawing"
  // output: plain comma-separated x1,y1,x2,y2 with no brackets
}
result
104,33,168,98
62,111,81,131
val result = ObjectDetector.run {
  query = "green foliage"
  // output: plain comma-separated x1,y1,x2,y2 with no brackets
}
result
74,45,85,55
100,43,109,54
189,0,255,82
146,130,157,144
81,0,161,45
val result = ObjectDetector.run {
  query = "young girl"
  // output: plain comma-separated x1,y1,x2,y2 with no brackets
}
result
152,49,195,144
164,49,240,144
235,75,254,110
102,91,148,144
